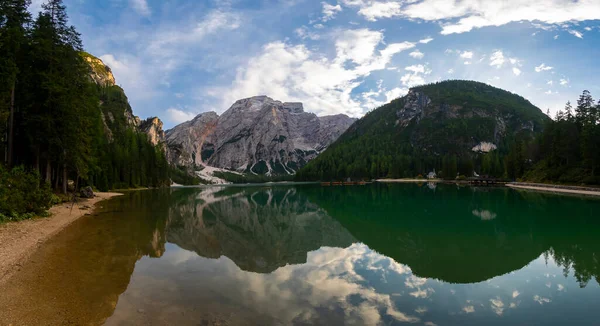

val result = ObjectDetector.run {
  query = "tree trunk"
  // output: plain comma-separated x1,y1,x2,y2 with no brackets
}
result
62,163,67,194
45,158,51,184
54,164,59,190
35,149,40,173
7,82,15,168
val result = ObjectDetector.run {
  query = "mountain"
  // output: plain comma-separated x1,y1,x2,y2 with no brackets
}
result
82,52,167,148
80,52,170,190
297,80,550,180
166,96,356,175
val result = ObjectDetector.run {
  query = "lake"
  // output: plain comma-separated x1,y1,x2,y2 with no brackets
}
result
1,183,599,325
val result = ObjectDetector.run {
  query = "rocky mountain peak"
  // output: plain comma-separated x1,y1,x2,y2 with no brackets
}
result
81,52,115,87
139,117,165,147
166,96,356,175
283,102,304,114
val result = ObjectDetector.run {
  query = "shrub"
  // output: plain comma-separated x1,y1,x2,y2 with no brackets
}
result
0,165,53,222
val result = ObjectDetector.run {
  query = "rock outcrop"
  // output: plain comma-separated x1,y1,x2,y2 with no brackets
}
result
166,96,356,174
83,52,167,147
81,52,116,87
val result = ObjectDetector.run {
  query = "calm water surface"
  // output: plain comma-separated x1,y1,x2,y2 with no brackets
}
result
1,184,599,325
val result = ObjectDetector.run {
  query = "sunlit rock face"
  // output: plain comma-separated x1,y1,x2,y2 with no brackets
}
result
139,117,166,147
83,52,169,148
472,141,498,153
82,53,116,87
165,96,356,174
166,112,219,167
165,187,356,273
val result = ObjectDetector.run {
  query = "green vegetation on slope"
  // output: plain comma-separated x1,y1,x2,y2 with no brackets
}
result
296,80,548,181
0,0,170,219
516,90,600,184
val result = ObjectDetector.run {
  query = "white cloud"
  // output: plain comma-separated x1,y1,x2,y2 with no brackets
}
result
419,37,434,44
356,1,402,21
341,0,600,34
489,50,505,68
568,29,583,38
166,108,197,124
148,10,241,63
322,2,343,21
547,80,554,85
295,26,321,40
405,64,431,74
385,87,408,102
175,93,185,99
512,67,521,76
584,26,592,31
409,50,425,59
130,0,151,16
401,64,431,88
215,29,415,117
512,290,520,298
460,51,474,59
560,78,569,86
509,57,520,65
535,63,553,72
447,68,454,74
554,35,559,40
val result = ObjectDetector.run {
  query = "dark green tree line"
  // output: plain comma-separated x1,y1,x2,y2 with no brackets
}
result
520,91,600,184
1,0,170,220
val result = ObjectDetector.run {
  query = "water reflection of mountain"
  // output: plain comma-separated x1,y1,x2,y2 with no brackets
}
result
301,184,600,285
166,187,356,273
0,189,172,325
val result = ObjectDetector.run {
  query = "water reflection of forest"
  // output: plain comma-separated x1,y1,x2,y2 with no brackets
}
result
164,185,599,287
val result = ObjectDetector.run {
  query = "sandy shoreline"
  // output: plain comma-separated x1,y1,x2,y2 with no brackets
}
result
0,192,122,285
506,183,600,197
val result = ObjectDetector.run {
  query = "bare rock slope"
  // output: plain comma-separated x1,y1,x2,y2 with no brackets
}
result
166,96,356,175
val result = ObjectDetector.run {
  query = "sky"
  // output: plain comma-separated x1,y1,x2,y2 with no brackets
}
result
29,0,600,128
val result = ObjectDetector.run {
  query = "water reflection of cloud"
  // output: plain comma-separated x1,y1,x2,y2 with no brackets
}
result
195,243,425,325
462,305,475,313
472,209,497,221
512,290,520,298
533,295,552,305
490,297,505,316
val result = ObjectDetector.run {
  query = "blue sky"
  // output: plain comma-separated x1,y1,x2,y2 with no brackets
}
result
30,0,600,128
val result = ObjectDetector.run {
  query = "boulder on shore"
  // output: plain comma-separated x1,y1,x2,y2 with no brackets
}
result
80,186,94,199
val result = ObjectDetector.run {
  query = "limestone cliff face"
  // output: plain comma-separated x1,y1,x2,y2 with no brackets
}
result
166,96,356,174
139,117,165,147
166,112,219,167
83,52,166,147
81,52,116,87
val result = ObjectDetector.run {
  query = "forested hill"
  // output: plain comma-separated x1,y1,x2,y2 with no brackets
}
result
296,80,550,181
0,0,169,201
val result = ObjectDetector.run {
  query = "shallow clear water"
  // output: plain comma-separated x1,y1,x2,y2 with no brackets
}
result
2,184,600,325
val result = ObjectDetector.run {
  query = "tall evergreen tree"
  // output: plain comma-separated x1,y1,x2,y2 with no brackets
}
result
0,0,31,167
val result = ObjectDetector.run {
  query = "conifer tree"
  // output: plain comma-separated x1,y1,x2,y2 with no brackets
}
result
0,0,31,167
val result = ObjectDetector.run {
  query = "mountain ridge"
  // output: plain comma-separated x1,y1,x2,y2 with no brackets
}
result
166,95,356,176
297,80,550,181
